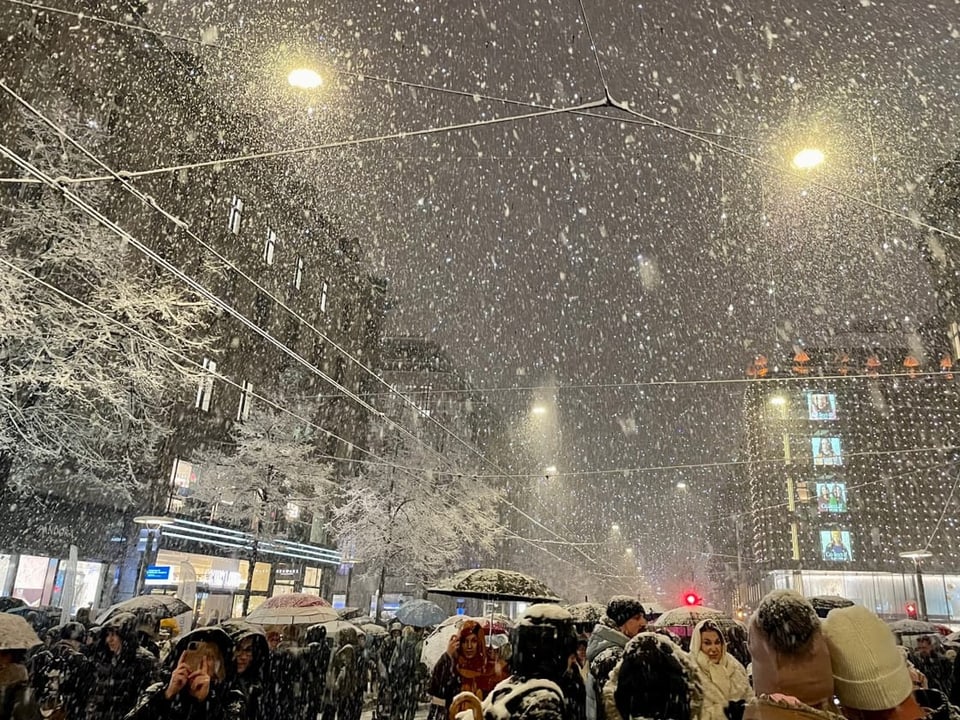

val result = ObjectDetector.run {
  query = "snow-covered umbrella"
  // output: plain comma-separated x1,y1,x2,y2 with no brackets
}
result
428,568,561,603
309,619,366,638
653,605,726,628
888,619,941,636
565,602,606,626
246,593,338,626
0,613,42,650
808,595,855,618
359,623,388,636
96,595,192,626
396,599,447,628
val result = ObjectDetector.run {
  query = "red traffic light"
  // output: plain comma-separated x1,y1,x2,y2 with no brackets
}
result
684,592,701,606
906,602,918,619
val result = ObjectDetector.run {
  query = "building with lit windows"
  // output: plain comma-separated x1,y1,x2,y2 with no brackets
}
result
723,345,960,621
0,4,386,615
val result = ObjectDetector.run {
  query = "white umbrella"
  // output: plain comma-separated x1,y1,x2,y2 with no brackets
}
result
653,606,726,628
0,613,42,650
246,604,339,626
360,623,388,636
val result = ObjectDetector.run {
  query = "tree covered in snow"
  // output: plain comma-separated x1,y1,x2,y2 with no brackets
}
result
0,102,215,502
188,395,336,533
330,425,502,603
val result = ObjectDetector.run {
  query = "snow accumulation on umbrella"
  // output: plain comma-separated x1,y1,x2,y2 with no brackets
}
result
483,679,567,720
429,568,561,602
519,604,573,625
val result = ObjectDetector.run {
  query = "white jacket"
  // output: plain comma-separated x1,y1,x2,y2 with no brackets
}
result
690,621,753,720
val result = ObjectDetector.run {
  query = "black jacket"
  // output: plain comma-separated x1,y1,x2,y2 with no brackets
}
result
124,627,246,720
87,613,159,720
219,621,269,720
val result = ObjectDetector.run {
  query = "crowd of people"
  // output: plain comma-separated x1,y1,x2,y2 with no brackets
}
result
2,591,960,720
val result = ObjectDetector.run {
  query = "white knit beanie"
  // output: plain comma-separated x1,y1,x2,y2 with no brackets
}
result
821,605,914,711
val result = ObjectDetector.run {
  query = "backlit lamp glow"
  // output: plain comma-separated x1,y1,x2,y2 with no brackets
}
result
792,148,825,170
288,68,323,89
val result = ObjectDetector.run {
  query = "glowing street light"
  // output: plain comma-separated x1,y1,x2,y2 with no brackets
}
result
676,481,687,490
792,147,825,170
544,465,558,475
531,405,547,416
769,395,787,406
288,68,323,89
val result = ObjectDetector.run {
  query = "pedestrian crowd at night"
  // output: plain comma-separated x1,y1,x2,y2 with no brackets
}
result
2,590,960,720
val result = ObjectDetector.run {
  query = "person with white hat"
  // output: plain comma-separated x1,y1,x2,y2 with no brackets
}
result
822,605,960,720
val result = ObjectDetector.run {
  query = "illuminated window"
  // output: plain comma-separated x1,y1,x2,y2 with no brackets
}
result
228,196,243,234
264,228,276,265
237,380,253,421
195,358,216,412
294,255,304,290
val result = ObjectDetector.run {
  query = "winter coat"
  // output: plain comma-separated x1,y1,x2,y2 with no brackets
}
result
325,630,360,707
915,689,960,720
0,663,41,720
87,612,160,720
390,633,423,717
123,626,245,720
28,639,92,720
585,618,630,720
915,653,955,697
742,695,845,720
483,677,569,720
428,652,462,720
219,621,269,720
690,622,753,720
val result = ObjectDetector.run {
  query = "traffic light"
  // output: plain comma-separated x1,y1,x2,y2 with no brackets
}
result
906,602,918,619
683,592,702,607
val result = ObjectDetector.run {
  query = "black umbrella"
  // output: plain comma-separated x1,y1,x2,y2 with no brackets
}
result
428,568,561,603
808,595,855,619
96,595,192,626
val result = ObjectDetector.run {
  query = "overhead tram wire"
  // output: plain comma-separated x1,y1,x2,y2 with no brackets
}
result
0,84,586,515
0,141,474,484
0,94,632,585
0,254,616,564
0,152,624,564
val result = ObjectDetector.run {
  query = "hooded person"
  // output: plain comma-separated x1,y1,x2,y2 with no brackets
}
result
323,626,361,720
389,626,424,720
301,624,332,720
124,626,246,720
219,620,269,720
481,604,581,720
428,620,507,720
690,620,752,720
586,598,647,720
822,605,960,720
743,590,843,720
28,621,92,720
87,612,160,720
602,632,704,720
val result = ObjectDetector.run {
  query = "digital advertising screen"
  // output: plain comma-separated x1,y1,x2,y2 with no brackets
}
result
820,529,854,562
816,482,848,513
807,392,838,421
812,436,843,466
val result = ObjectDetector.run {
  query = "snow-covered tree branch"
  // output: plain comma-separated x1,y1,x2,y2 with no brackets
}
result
330,429,502,584
188,398,336,532
0,101,216,502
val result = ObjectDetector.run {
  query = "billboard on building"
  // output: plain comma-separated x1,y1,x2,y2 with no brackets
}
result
812,437,843,466
820,529,854,562
807,392,838,420
816,483,848,513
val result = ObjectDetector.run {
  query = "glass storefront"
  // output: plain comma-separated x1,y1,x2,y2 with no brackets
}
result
762,569,960,623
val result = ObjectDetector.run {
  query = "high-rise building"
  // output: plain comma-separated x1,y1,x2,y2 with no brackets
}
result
728,346,960,620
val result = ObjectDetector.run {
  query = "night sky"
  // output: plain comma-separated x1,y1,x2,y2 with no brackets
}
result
132,0,960,592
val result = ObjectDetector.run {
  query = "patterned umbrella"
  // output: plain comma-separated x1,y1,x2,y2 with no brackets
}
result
246,593,338,626
396,599,447,628
428,568,561,603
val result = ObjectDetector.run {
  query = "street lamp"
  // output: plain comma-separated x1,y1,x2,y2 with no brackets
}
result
544,465,558,476
792,148,825,170
676,481,687,490
531,405,547,416
287,68,323,89
899,549,934,621
133,515,174,596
